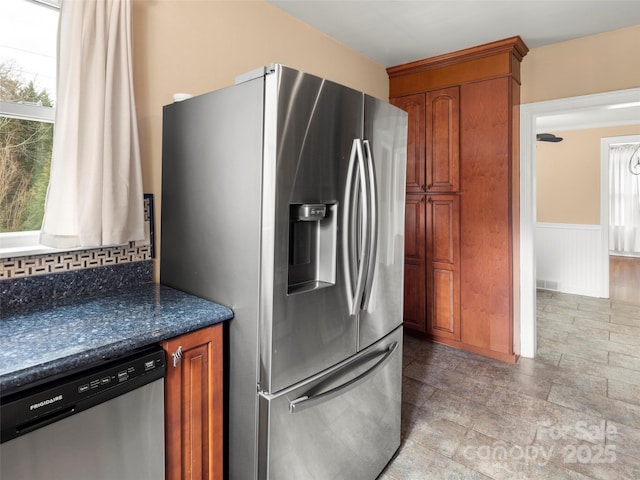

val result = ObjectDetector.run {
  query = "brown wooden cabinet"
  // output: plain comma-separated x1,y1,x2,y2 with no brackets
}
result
162,324,223,480
391,86,459,194
391,94,426,192
393,86,461,337
389,36,528,363
403,194,427,331
402,193,460,338
459,77,515,356
425,87,459,193
426,194,460,340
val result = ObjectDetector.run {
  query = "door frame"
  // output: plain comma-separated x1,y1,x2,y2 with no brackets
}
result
519,87,640,358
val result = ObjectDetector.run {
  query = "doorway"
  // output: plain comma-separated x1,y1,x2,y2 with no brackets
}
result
519,87,640,358
604,136,640,303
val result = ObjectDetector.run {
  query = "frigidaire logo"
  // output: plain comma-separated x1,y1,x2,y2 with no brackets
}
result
30,395,63,410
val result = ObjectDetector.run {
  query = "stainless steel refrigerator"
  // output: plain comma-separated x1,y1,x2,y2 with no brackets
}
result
161,64,407,480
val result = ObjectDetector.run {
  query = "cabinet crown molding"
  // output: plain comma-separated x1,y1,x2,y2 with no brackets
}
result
387,36,529,78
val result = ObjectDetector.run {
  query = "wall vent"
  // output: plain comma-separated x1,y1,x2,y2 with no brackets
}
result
537,279,559,291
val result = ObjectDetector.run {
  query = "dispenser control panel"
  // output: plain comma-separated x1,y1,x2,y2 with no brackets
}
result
295,204,326,221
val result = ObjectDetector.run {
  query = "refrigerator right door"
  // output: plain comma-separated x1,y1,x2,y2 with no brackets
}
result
258,326,402,480
358,96,408,350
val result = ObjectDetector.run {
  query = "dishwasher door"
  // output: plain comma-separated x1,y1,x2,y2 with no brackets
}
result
1,379,165,480
0,346,165,480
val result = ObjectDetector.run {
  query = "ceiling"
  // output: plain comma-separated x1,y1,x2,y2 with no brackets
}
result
267,1,640,131
266,1,640,68
536,101,640,132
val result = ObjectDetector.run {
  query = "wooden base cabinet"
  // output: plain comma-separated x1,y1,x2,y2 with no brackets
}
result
162,324,223,480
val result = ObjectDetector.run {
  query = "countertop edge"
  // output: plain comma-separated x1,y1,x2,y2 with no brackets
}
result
0,285,233,396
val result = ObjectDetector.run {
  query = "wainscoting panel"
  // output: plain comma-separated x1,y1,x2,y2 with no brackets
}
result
535,223,606,298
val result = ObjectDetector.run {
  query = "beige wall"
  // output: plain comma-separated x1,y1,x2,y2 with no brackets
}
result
521,25,640,104
526,26,640,224
133,3,640,278
131,0,388,279
537,125,640,224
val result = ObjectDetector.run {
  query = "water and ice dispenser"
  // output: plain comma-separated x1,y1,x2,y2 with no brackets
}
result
287,203,337,295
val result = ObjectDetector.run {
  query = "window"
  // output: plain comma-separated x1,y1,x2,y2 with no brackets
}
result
0,0,59,255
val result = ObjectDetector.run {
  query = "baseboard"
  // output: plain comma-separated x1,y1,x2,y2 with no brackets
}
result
428,336,517,364
610,252,640,259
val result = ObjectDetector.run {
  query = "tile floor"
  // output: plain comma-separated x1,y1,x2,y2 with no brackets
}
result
381,291,640,479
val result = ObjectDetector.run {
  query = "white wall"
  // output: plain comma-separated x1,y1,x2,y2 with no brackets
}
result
535,223,606,297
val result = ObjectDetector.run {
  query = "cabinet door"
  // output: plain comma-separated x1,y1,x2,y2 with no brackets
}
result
391,94,426,193
162,324,223,480
426,195,460,340
425,87,459,192
403,194,427,332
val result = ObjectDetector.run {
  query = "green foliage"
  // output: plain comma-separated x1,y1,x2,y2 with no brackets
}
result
0,61,54,232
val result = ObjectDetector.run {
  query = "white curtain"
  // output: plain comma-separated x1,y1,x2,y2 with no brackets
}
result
40,0,144,248
609,143,640,254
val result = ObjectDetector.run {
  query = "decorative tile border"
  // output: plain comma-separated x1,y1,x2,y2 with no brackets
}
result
0,194,155,280
0,243,152,280
140,193,156,258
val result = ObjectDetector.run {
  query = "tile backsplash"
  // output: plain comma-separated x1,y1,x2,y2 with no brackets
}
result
0,195,156,313
0,243,152,280
0,194,155,281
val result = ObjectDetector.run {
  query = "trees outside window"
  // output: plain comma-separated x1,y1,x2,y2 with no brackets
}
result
0,61,54,232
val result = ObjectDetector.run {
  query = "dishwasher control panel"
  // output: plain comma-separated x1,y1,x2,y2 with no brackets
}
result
0,345,165,443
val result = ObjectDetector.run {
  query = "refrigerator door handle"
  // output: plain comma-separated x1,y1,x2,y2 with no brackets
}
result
343,138,371,316
353,138,371,315
288,341,398,414
361,139,378,311
342,139,358,315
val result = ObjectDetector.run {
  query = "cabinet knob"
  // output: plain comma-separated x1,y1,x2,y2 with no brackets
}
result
172,345,183,367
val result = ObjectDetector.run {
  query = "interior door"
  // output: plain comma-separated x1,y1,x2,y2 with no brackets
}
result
260,66,363,393
358,96,408,350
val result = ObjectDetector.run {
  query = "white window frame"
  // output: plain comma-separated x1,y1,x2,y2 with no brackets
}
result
0,101,55,123
0,0,60,258
31,0,59,8
0,102,59,258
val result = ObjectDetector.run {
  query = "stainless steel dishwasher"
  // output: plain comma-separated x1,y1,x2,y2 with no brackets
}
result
0,345,165,480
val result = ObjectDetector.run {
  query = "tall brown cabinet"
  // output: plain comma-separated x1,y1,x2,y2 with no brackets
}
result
389,37,528,363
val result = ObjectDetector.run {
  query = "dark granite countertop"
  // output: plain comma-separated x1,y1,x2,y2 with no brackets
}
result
0,284,233,395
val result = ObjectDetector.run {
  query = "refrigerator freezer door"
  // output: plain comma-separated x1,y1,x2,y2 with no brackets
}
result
257,327,402,480
358,96,408,350
261,66,363,393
